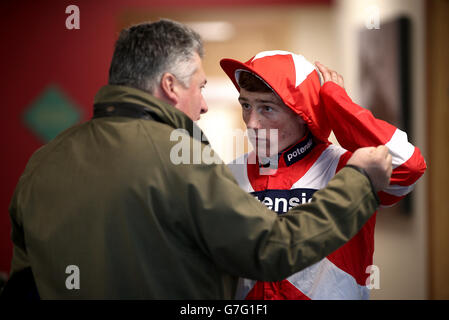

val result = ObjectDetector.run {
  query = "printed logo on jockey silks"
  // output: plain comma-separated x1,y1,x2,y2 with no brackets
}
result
251,188,317,214
283,132,315,167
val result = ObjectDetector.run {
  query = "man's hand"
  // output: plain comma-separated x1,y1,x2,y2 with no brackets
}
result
315,61,344,88
347,146,393,191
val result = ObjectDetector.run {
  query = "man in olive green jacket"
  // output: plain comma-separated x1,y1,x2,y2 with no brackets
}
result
6,20,391,299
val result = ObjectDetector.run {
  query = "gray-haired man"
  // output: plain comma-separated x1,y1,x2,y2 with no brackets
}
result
6,19,391,299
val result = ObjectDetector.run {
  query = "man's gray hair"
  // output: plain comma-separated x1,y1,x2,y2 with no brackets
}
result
108,19,204,93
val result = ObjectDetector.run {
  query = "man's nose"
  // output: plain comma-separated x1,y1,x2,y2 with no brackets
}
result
200,96,208,114
245,110,261,129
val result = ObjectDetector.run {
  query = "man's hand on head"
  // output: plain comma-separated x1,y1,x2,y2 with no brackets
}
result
315,61,344,88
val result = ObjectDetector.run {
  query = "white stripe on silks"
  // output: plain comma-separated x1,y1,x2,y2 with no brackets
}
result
252,50,292,62
286,258,370,300
235,258,371,300
291,54,316,87
227,153,255,193
251,50,315,88
235,278,256,300
385,128,415,169
291,144,347,190
382,181,417,197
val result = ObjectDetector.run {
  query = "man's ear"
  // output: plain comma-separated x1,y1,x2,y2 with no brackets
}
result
159,73,179,105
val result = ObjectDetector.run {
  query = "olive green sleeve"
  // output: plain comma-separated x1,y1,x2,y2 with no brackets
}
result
8,188,31,275
178,162,379,281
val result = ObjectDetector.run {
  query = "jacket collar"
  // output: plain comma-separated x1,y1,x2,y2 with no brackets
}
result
93,85,207,143
257,130,315,169
281,131,315,166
